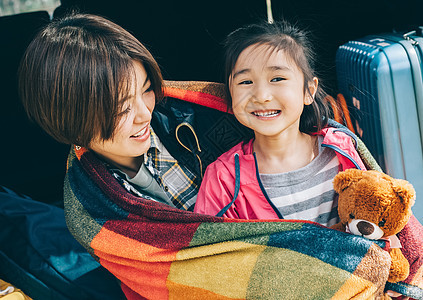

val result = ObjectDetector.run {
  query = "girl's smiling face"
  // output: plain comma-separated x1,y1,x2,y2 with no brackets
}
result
89,60,155,170
229,43,317,140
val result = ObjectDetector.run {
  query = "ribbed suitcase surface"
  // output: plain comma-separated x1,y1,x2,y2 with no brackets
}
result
336,32,423,222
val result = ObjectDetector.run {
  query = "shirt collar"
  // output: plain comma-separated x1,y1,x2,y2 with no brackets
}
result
144,126,164,165
149,125,163,152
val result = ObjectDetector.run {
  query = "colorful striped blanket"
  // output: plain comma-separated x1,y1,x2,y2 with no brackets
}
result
64,81,423,299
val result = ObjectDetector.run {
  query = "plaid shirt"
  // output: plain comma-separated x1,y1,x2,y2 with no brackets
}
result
108,127,198,211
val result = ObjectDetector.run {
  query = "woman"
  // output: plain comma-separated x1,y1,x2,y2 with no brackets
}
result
19,13,200,211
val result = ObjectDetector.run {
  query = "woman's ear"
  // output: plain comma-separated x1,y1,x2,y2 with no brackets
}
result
304,77,318,105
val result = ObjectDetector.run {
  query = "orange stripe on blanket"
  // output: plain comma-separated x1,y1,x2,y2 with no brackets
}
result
92,227,180,299
91,227,179,261
164,86,230,113
100,258,172,300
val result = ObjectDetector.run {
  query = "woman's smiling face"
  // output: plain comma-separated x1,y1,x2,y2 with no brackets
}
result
89,60,155,169
229,43,316,139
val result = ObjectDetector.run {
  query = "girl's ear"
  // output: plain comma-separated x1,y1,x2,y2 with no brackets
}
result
304,77,318,105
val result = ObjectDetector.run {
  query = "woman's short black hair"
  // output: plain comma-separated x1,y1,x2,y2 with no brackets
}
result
19,13,163,147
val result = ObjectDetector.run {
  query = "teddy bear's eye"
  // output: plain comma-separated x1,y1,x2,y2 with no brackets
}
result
349,213,355,219
378,219,386,227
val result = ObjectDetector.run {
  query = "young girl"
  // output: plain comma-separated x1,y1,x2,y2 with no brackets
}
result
194,21,366,227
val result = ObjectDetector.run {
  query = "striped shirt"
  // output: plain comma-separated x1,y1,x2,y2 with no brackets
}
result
259,139,340,227
108,126,198,211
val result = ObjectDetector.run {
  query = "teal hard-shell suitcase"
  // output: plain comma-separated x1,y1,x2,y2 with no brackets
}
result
336,30,423,222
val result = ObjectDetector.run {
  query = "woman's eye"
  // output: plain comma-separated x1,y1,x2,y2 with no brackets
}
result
119,106,131,115
239,80,253,85
271,77,285,82
144,85,153,93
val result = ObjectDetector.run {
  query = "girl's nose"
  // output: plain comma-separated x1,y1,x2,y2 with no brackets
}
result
252,82,271,103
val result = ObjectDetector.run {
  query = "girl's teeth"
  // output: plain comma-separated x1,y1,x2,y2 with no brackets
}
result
253,110,279,117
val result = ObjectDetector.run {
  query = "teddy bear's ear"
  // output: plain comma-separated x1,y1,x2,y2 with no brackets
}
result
333,169,364,193
391,179,416,207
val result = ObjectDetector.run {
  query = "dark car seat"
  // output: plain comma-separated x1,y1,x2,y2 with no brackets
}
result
0,11,69,206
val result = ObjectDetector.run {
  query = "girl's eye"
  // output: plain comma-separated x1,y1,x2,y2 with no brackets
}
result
271,77,285,82
239,80,253,85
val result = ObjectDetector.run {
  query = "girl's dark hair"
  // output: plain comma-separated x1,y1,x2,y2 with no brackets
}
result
223,20,329,133
19,13,163,147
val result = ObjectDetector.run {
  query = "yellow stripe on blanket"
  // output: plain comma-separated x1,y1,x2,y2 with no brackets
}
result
168,241,265,298
331,274,380,300
167,240,370,299
167,280,242,300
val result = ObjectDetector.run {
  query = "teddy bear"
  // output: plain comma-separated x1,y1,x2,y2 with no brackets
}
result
331,169,415,284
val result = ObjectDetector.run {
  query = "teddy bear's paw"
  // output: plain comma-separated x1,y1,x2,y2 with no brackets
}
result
387,268,409,283
387,248,410,283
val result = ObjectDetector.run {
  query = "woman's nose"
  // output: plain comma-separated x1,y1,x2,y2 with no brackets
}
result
133,97,152,123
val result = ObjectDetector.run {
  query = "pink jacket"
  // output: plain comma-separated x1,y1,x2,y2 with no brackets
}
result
194,127,367,219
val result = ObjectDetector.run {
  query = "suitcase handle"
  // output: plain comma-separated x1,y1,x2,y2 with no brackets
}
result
403,26,423,39
402,30,419,45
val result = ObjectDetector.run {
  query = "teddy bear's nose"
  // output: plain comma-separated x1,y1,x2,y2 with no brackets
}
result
357,221,375,236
